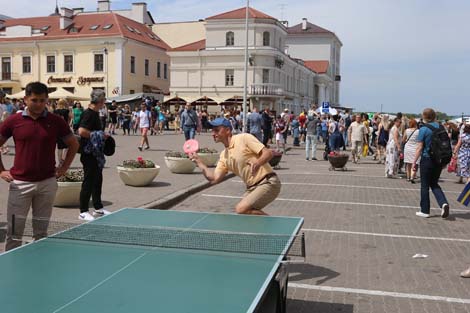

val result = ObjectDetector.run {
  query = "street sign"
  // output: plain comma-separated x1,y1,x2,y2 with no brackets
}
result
322,102,330,113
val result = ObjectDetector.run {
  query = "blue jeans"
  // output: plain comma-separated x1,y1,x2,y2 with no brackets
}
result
305,135,317,159
183,126,196,140
342,130,348,147
420,157,448,214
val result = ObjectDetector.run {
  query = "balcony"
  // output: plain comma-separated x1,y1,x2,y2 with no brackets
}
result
0,72,20,82
249,84,284,97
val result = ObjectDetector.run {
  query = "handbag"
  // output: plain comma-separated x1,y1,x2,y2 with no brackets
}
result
447,157,457,173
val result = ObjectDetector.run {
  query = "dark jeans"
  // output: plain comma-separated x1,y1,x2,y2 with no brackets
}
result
420,157,448,214
80,154,103,213
183,126,196,140
262,128,272,146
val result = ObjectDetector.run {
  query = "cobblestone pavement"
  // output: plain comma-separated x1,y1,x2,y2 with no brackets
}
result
171,145,470,313
2,132,470,312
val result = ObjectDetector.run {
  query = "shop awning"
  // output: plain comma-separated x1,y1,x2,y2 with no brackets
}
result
49,88,88,101
105,92,163,104
8,90,25,99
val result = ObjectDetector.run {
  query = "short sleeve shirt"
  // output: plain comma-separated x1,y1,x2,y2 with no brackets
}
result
215,133,273,187
79,108,102,147
139,110,151,128
416,122,439,158
0,109,72,181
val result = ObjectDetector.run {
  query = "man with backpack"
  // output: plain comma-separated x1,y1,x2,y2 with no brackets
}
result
412,108,451,218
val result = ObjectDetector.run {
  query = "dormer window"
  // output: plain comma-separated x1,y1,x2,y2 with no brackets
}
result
125,25,135,32
41,26,50,31
103,24,113,29
90,25,100,30
226,31,234,46
69,27,79,33
263,31,270,46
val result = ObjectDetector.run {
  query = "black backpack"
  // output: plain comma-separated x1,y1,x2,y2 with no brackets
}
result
422,123,452,167
345,116,352,128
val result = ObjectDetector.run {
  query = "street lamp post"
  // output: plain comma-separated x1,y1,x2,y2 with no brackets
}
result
103,47,109,97
242,0,249,133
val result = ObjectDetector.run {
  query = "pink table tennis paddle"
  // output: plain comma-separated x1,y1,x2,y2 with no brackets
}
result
183,139,199,154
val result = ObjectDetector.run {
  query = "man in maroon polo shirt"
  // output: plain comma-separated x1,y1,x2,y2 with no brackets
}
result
0,82,79,251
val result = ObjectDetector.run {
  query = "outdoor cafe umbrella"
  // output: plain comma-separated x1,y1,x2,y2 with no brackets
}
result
8,90,25,99
48,88,88,101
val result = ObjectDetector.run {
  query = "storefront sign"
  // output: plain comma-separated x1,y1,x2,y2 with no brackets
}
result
77,76,105,85
47,76,72,84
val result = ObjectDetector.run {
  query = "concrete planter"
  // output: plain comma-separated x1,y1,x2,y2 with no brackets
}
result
198,152,219,167
117,165,161,187
164,156,196,174
54,181,82,207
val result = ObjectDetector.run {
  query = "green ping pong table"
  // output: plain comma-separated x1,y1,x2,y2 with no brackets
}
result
0,208,304,313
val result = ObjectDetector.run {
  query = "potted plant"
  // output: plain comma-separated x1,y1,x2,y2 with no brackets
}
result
164,151,196,174
54,169,83,207
117,157,160,187
197,148,219,167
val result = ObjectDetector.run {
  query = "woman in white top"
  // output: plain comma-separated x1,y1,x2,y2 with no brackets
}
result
403,119,419,182
385,118,402,178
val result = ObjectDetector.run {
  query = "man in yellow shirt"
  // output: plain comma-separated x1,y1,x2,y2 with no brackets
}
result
190,118,281,215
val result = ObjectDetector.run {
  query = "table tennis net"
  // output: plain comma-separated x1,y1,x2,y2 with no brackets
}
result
11,215,305,257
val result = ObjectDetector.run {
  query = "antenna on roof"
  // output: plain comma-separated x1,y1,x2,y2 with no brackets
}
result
55,0,59,14
279,3,286,21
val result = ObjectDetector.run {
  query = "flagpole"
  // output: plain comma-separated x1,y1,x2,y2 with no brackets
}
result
242,0,249,133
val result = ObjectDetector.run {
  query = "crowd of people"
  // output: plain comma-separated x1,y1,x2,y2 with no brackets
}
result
1,86,470,276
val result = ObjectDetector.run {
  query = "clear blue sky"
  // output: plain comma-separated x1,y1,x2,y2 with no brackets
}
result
6,0,470,116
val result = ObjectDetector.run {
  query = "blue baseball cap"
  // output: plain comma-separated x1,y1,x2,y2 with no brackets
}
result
209,117,232,130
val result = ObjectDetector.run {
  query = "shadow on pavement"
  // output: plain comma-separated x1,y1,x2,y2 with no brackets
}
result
288,263,340,285
146,181,171,188
287,299,353,313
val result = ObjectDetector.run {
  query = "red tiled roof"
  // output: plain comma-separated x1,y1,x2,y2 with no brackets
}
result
288,22,333,35
0,13,170,50
304,60,329,74
171,39,206,52
206,7,275,20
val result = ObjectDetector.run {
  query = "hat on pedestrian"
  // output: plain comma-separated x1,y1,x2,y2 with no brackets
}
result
104,136,116,156
284,108,289,112
208,117,232,130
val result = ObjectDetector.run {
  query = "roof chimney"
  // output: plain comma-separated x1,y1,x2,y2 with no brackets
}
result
97,0,111,12
281,20,288,28
131,2,147,24
73,8,84,15
60,7,73,30
302,18,307,30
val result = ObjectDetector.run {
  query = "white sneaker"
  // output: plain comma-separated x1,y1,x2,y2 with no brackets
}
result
441,203,450,218
93,209,111,216
79,212,95,221
416,212,430,218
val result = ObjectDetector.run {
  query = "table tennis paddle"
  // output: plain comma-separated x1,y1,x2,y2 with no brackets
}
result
183,139,199,154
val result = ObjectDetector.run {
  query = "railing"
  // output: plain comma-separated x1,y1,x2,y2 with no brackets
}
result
249,84,284,96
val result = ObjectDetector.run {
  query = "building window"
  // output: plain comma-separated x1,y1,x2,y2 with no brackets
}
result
94,54,104,72
46,55,55,73
130,89,135,94
279,38,282,50
1,57,11,80
263,31,270,46
145,59,149,76
157,61,161,78
262,69,269,83
226,31,234,46
130,56,135,74
225,69,234,86
164,63,168,79
64,55,73,72
22,56,31,74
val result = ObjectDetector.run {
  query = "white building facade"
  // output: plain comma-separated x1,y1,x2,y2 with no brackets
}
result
163,8,317,114
286,18,342,107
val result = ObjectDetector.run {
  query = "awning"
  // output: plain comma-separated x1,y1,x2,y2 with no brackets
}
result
106,92,163,104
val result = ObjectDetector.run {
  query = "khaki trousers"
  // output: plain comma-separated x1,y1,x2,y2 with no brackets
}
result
5,177,58,251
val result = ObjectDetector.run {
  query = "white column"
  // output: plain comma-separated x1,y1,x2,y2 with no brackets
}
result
318,83,326,105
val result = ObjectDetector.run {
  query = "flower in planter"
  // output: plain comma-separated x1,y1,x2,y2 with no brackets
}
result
328,151,349,157
165,151,189,158
121,157,156,168
57,169,84,182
